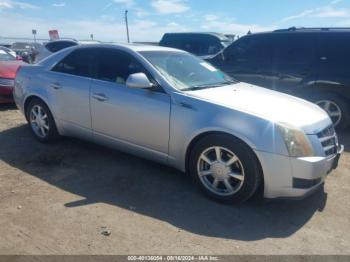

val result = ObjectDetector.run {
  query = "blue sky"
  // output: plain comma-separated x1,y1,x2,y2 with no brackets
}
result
1,0,350,42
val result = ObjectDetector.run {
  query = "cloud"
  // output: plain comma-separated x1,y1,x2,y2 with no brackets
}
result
113,0,134,7
331,0,343,5
134,8,150,17
52,2,66,8
103,0,134,11
205,15,219,21
335,18,350,26
0,0,39,9
151,0,190,14
281,9,314,22
314,6,350,17
281,6,350,22
167,22,179,26
0,12,190,42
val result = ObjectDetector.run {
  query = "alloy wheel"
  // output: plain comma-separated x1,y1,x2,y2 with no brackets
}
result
30,105,50,138
316,100,342,127
197,146,245,197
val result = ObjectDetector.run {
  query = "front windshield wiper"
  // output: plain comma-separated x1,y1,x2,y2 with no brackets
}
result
182,80,237,91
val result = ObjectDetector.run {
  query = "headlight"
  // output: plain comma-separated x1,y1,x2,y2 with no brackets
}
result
277,122,314,157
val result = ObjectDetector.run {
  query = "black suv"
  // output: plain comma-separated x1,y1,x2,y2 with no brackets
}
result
159,32,232,59
208,27,350,129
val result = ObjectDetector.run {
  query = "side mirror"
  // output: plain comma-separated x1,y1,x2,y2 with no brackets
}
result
126,73,153,89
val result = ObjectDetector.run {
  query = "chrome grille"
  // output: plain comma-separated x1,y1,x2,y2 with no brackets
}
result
317,125,338,157
0,78,15,87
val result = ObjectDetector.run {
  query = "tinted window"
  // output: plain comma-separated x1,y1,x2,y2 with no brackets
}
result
161,35,223,56
11,42,32,50
46,41,78,53
183,37,222,56
96,49,149,85
225,35,272,62
52,48,96,77
274,33,315,64
318,33,350,66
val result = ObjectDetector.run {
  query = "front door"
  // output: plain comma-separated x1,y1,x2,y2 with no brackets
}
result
90,48,171,161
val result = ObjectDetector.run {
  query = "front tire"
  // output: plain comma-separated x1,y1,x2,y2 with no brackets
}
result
189,134,262,203
26,99,60,143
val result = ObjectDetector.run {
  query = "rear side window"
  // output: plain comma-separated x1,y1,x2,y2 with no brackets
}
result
274,33,315,64
318,33,350,66
225,35,273,63
52,48,96,77
161,35,223,56
46,41,78,53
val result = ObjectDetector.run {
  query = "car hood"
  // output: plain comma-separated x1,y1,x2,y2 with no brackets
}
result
0,60,24,78
186,83,331,134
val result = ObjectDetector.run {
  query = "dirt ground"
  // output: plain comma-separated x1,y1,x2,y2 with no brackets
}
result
0,104,349,255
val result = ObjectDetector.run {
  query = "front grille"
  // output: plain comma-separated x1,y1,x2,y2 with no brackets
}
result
317,125,338,157
0,78,15,87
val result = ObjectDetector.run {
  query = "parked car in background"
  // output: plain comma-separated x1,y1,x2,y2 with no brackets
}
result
34,39,102,63
0,43,12,49
0,46,17,59
208,27,350,130
34,39,79,63
159,32,232,59
0,47,24,103
11,42,43,64
14,44,343,203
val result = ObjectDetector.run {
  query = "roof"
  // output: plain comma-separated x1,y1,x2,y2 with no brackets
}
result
162,32,230,41
246,27,350,37
78,43,185,53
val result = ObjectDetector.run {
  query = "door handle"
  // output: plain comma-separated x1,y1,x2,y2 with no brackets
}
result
92,93,109,102
50,82,62,90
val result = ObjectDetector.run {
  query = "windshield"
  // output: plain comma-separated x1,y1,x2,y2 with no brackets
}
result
0,49,16,61
140,51,236,91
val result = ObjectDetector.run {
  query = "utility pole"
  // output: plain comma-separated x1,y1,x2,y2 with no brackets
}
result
125,10,130,43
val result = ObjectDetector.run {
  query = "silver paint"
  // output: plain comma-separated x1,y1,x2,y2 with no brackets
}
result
14,44,343,199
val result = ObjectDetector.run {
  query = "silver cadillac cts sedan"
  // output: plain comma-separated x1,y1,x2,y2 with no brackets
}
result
14,44,344,203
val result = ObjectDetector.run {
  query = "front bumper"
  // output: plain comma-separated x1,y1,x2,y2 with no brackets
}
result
255,145,344,199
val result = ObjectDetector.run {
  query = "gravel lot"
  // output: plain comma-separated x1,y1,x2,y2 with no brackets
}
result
0,104,349,255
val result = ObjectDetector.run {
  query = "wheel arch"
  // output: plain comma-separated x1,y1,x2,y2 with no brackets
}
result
184,130,265,198
185,131,263,176
300,83,350,103
23,95,58,127
24,95,48,120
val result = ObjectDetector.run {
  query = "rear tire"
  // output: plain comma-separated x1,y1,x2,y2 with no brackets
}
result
189,134,262,204
310,93,349,130
26,98,60,143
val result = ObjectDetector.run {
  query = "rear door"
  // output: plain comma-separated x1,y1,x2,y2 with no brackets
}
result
270,33,317,95
48,48,97,138
316,32,350,100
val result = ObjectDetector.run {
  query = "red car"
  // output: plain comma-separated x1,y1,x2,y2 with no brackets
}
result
0,47,24,104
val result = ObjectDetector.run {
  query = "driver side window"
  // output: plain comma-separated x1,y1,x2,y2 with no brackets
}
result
96,49,150,85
